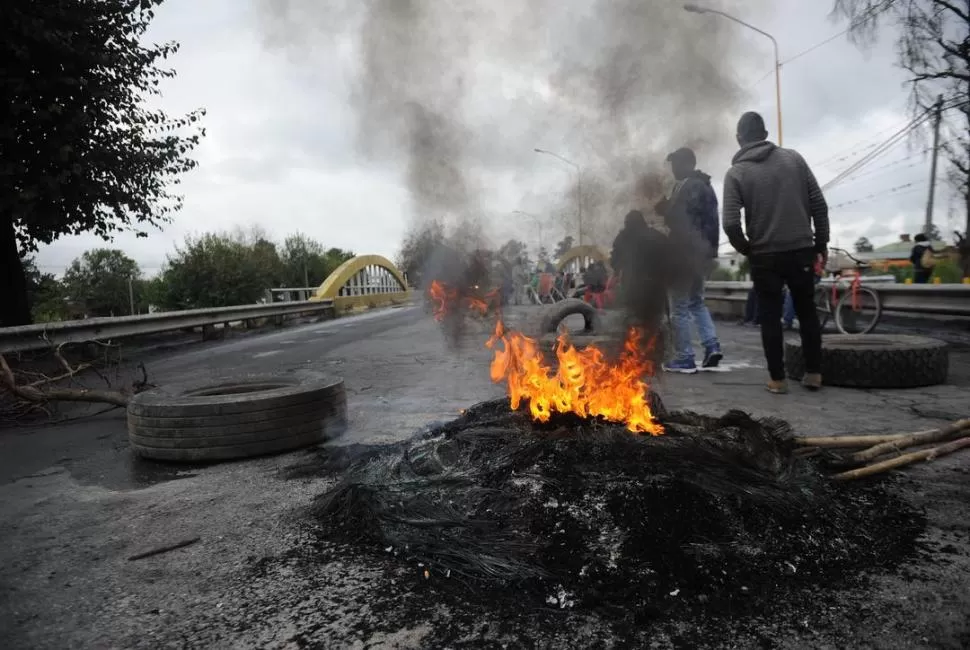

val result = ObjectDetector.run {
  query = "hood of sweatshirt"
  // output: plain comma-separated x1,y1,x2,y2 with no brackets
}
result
732,140,777,165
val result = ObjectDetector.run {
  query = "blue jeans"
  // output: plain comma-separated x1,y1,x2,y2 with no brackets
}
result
672,276,719,361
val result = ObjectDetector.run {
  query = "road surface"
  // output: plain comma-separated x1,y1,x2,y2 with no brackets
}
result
1,305,969,648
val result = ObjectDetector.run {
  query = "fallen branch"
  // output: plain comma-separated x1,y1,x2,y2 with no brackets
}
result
127,537,201,561
832,437,970,482
0,352,134,409
797,432,926,448
850,418,970,464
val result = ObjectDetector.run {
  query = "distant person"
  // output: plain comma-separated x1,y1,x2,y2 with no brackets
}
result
910,233,937,283
723,111,829,393
657,147,723,374
584,260,608,293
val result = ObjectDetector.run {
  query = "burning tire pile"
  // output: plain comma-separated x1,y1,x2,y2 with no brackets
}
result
311,400,924,621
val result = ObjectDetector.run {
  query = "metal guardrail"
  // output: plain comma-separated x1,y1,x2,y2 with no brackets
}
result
705,281,970,317
0,300,335,354
268,287,317,302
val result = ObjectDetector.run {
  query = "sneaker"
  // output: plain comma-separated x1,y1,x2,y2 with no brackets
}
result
664,358,698,374
702,344,723,369
801,373,823,391
766,379,789,394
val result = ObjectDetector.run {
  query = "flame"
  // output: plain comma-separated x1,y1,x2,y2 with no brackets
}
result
428,280,494,321
487,320,663,435
429,280,662,434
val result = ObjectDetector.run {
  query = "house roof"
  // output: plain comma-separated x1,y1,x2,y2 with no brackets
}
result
857,240,948,261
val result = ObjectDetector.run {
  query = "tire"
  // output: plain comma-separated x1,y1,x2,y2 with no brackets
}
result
784,334,949,388
834,286,882,335
127,372,347,462
539,298,599,334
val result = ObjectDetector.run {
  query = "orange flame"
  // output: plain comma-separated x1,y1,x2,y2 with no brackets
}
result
486,320,663,435
428,280,494,321
429,280,663,434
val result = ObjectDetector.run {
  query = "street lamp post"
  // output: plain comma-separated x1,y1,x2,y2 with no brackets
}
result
683,3,783,145
534,148,583,246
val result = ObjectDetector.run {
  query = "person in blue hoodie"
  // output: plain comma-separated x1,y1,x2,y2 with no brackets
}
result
657,147,723,374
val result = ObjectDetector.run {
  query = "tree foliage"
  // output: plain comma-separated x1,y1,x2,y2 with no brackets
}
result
397,221,446,287
831,0,970,241
280,233,354,288
159,232,283,309
1,0,205,326
554,236,575,259
62,248,141,317
854,236,875,253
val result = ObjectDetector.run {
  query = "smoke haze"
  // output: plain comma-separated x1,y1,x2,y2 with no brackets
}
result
257,0,771,252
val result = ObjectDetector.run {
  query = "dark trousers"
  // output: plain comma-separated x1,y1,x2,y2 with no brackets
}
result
750,248,822,381
913,269,932,284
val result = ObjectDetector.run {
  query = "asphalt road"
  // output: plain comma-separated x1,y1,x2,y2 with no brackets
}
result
1,305,969,648
0,305,427,488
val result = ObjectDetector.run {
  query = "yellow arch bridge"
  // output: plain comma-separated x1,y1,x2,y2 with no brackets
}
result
269,255,412,312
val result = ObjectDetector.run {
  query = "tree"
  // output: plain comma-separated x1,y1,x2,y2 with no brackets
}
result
923,222,942,241
62,249,141,317
2,0,205,326
831,1,969,263
554,236,575,259
160,232,281,309
279,234,355,289
496,239,531,269
21,256,69,322
854,236,875,253
398,221,446,287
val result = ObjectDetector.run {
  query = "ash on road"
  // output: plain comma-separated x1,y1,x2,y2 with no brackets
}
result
1,306,969,649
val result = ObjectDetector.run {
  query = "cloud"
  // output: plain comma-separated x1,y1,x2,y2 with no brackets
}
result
31,0,956,278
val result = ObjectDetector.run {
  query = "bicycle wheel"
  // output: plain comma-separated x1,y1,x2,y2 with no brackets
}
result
814,285,832,331
834,286,882,334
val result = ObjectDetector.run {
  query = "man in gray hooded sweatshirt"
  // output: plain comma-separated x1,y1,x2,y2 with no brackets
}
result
722,112,829,393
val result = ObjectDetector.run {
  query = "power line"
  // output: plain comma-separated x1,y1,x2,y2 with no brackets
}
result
825,98,969,190
828,181,926,209
749,1,895,86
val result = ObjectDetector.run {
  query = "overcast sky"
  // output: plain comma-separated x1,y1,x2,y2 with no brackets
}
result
31,0,962,277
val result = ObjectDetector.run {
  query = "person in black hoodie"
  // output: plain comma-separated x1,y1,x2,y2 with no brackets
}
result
610,210,669,337
722,111,829,394
656,147,723,374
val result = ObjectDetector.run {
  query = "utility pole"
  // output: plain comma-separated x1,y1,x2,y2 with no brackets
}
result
924,94,944,235
303,257,310,300
128,276,135,316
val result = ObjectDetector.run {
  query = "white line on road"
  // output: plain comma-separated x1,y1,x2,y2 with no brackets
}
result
252,350,282,359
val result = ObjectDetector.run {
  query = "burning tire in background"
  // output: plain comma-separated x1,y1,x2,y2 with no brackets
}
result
127,372,347,462
785,334,949,388
539,298,600,334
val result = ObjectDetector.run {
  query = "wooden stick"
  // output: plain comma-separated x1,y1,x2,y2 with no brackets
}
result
850,418,970,463
796,433,914,448
832,437,970,481
127,537,200,561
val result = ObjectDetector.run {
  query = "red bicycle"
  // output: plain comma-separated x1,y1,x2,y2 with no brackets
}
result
814,247,883,334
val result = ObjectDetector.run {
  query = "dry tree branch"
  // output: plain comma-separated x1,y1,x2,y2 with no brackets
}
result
0,340,154,411
0,354,130,408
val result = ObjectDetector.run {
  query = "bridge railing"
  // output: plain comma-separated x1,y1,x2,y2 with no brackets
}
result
705,281,970,317
0,301,336,354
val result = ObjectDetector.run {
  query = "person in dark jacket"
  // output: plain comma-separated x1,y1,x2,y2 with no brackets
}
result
610,210,669,336
657,147,723,374
723,111,829,393
910,233,936,283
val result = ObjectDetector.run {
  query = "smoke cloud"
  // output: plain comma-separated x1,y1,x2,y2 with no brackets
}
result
256,0,770,253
